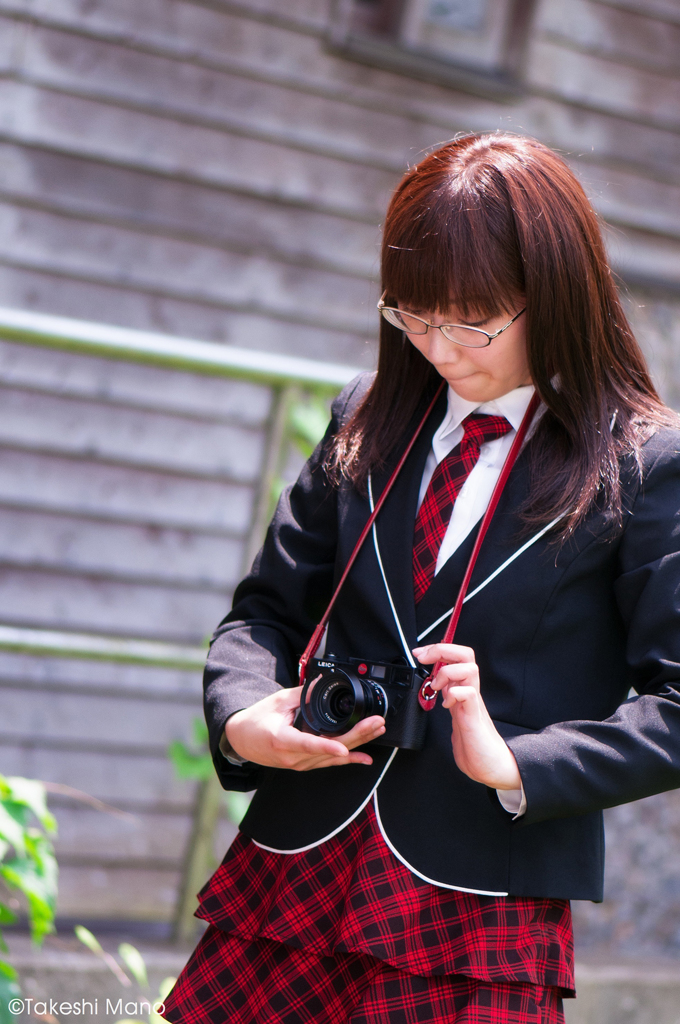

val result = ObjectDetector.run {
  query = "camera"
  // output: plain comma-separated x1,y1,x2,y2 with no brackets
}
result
299,655,430,751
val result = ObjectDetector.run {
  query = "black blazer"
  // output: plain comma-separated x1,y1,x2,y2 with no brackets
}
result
204,374,680,901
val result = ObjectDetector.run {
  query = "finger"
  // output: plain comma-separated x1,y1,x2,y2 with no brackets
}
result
412,643,476,665
292,747,375,770
337,716,386,749
429,663,479,692
277,685,304,707
292,718,385,767
423,663,479,693
347,750,375,765
303,751,375,770
441,685,480,710
277,725,355,759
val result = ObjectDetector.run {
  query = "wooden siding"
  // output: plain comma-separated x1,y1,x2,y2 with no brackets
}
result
0,0,679,944
0,648,236,919
0,0,679,348
0,647,236,920
0,339,271,921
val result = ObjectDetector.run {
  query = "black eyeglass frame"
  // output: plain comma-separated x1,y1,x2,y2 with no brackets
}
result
377,292,526,349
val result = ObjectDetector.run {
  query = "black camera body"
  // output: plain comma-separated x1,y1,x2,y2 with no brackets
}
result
299,655,430,751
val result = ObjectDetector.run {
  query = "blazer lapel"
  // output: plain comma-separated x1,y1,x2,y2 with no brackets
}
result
370,387,448,650
414,525,480,641
414,445,534,643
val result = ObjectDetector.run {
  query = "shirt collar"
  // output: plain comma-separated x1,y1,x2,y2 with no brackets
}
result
436,383,536,445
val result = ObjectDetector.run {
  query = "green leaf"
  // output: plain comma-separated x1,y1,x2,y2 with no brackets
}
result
0,905,17,926
118,943,148,989
289,398,329,454
29,906,55,945
74,925,103,955
2,847,57,902
4,778,57,833
0,962,17,980
191,718,209,748
0,776,58,955
0,806,25,858
0,854,56,944
158,978,176,1001
167,741,213,781
24,831,58,882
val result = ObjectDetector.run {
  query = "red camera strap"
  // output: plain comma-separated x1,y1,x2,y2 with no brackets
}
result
298,381,445,686
298,387,540,701
417,390,540,710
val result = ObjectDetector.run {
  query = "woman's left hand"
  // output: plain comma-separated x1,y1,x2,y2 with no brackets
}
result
412,643,522,791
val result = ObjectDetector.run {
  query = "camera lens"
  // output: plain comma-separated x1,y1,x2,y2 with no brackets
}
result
318,681,356,730
301,667,387,735
329,687,355,720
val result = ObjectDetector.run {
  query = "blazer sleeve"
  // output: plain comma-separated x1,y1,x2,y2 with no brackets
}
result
203,373,371,791
507,430,680,825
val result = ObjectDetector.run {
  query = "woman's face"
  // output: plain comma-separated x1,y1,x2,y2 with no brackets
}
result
398,300,531,403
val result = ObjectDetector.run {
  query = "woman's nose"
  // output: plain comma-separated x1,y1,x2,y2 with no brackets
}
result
424,326,458,361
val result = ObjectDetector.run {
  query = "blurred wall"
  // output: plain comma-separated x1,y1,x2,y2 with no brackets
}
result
0,343,270,925
0,0,679,949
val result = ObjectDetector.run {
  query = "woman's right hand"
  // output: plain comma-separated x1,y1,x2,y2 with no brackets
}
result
224,686,386,771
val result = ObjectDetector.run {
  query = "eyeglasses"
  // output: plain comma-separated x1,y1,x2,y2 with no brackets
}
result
377,292,526,349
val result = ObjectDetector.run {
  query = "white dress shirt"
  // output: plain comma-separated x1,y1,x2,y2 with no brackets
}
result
418,383,536,817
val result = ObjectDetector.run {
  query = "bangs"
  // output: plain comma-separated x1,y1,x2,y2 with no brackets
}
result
381,154,525,319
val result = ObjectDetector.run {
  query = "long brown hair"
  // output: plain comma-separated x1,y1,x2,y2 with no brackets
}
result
327,133,675,538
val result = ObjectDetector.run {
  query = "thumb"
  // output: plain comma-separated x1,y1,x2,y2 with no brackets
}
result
278,685,303,707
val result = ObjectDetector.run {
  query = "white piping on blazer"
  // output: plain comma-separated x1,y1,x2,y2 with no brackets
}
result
252,748,397,855
367,473,417,666
372,791,509,896
367,472,564,646
415,513,564,643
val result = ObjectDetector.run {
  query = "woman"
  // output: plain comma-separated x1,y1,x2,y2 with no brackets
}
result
161,134,680,1023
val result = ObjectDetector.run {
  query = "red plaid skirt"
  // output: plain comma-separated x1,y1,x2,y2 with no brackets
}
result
161,927,565,1023
161,799,573,1023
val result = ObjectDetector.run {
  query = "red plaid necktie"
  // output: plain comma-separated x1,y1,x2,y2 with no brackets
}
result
413,412,512,604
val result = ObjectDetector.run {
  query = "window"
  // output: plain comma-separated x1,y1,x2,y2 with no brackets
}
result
328,0,538,98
